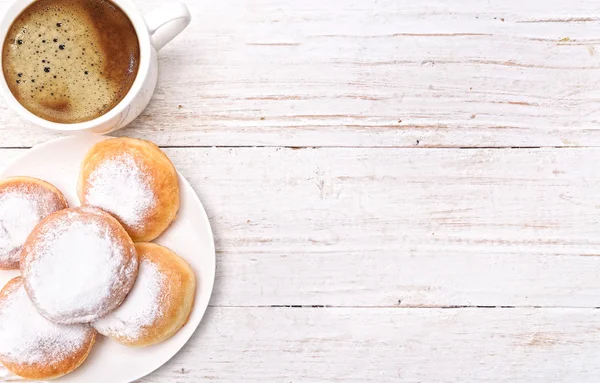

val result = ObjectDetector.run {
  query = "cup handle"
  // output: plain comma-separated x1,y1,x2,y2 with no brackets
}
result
144,2,191,51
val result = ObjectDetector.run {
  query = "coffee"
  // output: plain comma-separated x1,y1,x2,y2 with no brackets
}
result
2,0,140,124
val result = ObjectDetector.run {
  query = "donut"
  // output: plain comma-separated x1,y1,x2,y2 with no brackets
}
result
20,206,138,324
0,177,68,270
78,137,180,242
93,243,195,347
0,277,96,380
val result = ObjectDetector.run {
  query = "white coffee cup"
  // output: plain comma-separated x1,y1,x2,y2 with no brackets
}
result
0,0,191,134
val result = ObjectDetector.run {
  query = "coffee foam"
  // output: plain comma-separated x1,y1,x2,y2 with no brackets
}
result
2,0,140,124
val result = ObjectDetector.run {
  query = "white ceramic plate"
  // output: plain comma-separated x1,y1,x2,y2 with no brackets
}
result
0,135,215,382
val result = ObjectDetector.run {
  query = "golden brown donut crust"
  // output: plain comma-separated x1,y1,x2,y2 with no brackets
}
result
94,243,196,347
77,137,180,242
0,277,96,380
0,177,68,270
20,206,138,324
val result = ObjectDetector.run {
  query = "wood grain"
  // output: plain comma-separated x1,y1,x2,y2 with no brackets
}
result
0,0,599,147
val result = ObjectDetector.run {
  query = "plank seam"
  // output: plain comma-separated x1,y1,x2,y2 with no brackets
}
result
1,146,598,150
208,305,600,309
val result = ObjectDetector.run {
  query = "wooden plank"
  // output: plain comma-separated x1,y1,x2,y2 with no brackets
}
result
1,146,600,308
1,0,600,147
5,307,600,382
141,307,600,382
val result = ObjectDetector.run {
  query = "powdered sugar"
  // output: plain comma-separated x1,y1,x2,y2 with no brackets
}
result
85,154,156,229
21,208,138,324
0,196,40,257
0,183,66,268
0,279,94,365
29,221,119,318
94,258,165,340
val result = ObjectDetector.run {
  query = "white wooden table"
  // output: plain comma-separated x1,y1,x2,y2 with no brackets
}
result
2,0,600,381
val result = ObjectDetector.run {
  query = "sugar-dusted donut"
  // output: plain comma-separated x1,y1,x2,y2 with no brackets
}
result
0,277,96,380
20,206,138,324
78,137,179,242
94,243,195,347
0,177,68,270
